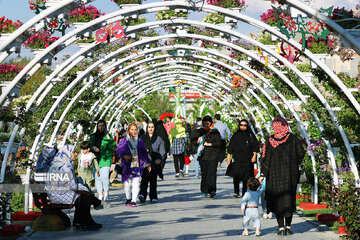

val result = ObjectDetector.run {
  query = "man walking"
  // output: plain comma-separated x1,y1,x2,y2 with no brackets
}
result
214,114,232,170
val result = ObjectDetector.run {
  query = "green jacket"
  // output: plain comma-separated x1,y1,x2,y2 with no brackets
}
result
90,134,116,168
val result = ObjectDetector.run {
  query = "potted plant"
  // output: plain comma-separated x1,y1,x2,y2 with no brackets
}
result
111,0,142,7
202,13,225,25
155,10,188,20
260,7,288,41
0,17,23,38
23,30,59,53
300,36,336,68
69,5,104,27
206,0,246,10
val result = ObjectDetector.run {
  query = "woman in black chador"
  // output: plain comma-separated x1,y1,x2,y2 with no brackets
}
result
260,116,305,236
227,119,259,198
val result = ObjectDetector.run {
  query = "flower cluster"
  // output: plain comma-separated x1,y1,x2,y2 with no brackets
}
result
0,17,23,34
202,13,225,25
69,5,104,23
296,193,310,201
206,0,246,9
23,30,59,49
155,10,187,20
0,106,15,123
260,7,287,26
299,35,336,54
0,64,24,82
29,0,46,11
111,0,142,6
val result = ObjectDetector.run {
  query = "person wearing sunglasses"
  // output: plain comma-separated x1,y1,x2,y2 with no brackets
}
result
227,119,259,198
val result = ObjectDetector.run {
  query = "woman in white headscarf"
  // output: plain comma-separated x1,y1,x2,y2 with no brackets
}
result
46,144,104,230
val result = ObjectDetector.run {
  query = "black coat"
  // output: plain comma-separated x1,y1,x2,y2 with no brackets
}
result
196,128,221,162
228,131,259,181
261,133,305,217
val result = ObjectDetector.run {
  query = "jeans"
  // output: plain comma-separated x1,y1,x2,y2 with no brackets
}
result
124,177,140,202
173,154,185,174
193,153,200,176
243,208,260,229
95,166,110,193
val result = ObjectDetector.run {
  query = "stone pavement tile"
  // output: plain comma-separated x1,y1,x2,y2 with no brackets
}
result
18,157,341,240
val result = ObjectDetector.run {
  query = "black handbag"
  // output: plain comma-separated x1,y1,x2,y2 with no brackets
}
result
226,162,234,177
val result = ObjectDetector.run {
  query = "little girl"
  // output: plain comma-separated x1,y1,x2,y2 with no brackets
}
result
77,141,100,189
117,123,151,207
241,177,262,236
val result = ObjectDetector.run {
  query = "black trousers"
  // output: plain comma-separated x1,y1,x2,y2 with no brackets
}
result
73,193,101,225
199,160,218,194
217,140,227,164
233,175,248,196
139,167,158,200
276,215,293,228
173,154,185,174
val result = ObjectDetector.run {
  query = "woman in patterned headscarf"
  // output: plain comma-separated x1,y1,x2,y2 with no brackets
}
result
260,117,305,236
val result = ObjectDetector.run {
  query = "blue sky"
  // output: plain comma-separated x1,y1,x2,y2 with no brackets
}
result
0,0,357,62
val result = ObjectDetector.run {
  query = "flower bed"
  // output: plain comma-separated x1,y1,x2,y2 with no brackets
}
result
299,202,328,210
23,30,59,50
260,7,288,27
299,35,336,54
206,0,246,9
69,5,104,23
0,17,23,34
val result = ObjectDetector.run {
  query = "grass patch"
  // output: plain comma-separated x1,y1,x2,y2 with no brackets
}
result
300,208,333,221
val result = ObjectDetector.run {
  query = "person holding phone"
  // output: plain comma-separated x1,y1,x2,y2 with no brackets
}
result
90,120,116,202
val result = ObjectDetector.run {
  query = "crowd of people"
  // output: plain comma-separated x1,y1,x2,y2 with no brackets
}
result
43,114,305,236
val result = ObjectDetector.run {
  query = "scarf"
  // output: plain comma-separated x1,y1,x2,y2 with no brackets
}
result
126,133,138,157
262,116,290,158
141,132,158,155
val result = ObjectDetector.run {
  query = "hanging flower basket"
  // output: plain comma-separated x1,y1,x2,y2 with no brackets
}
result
0,16,23,34
23,30,59,50
111,0,142,7
203,13,225,25
206,0,246,10
156,10,188,20
69,5,104,24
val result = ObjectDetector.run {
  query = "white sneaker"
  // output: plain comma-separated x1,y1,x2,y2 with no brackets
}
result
268,212,273,219
263,213,268,219
242,230,249,236
98,195,103,201
104,195,109,202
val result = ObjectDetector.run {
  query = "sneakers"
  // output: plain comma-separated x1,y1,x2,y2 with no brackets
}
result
209,191,216,198
201,193,207,198
180,171,184,178
263,213,268,219
151,199,158,203
175,173,180,178
255,230,261,236
130,202,137,207
232,193,240,198
94,201,110,210
125,199,131,206
138,194,145,203
98,194,103,201
242,230,249,236
285,228,293,235
267,212,273,219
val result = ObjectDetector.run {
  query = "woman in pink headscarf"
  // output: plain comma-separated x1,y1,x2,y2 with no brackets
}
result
260,117,305,236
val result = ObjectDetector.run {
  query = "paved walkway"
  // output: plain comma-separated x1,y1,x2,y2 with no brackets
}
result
19,158,340,240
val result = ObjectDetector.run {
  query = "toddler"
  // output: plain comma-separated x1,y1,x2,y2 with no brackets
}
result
241,177,262,236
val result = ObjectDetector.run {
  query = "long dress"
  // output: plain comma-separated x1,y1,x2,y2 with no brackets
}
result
261,133,305,217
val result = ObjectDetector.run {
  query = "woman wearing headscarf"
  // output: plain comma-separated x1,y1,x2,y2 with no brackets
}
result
46,145,103,230
227,119,259,198
260,116,305,236
117,123,151,207
194,116,221,198
139,122,166,203
169,119,187,178
154,119,170,179
90,120,116,201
